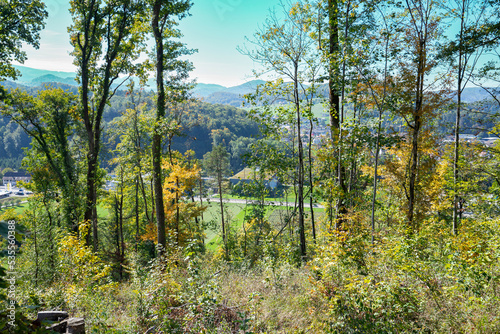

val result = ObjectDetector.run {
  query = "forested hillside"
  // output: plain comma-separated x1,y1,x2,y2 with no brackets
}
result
0,84,259,172
1,0,500,333
0,78,497,172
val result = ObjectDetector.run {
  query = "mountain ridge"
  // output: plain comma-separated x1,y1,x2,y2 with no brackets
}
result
7,65,498,107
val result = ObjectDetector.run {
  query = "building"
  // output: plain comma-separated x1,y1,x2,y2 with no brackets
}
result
229,167,279,189
2,170,31,187
481,137,499,147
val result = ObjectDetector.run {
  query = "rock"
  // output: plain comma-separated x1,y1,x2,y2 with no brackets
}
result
33,311,86,333
66,317,85,334
46,319,67,333
36,311,69,323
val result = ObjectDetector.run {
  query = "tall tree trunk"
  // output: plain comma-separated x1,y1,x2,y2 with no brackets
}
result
139,172,151,224
199,175,204,224
85,140,99,251
405,0,428,236
370,7,390,244
408,116,420,231
408,28,426,231
348,102,358,197
190,194,201,243
371,119,382,244
133,106,151,226
453,0,465,236
408,62,424,231
114,195,121,279
453,79,462,236
294,70,306,259
308,118,316,242
43,197,56,277
152,0,166,250
328,0,347,230
218,172,227,259
176,177,180,245
168,144,181,245
71,0,139,250
34,206,39,286
135,175,140,251
80,23,94,245
119,180,125,280
151,178,156,226
328,0,341,133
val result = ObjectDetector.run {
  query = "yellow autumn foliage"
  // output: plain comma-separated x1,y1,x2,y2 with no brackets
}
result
57,221,115,291
364,129,446,227
162,152,206,246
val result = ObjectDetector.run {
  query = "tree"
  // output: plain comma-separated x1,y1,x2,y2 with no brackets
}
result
380,130,446,227
392,0,448,232
326,0,344,228
241,0,319,259
467,0,500,104
440,0,490,235
148,0,194,251
203,143,230,259
352,1,395,243
108,89,154,251
1,88,82,230
316,0,375,229
69,0,145,250
163,151,205,248
0,0,47,80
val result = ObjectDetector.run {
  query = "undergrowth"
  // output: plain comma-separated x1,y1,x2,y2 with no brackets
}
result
1,218,500,333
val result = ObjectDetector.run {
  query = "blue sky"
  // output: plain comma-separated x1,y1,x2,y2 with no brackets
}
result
17,0,281,87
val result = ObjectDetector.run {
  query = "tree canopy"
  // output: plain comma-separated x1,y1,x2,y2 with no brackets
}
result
0,0,47,80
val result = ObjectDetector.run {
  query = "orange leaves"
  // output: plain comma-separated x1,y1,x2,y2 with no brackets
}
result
160,152,206,246
139,151,206,246
141,222,158,243
377,130,445,225
162,160,200,204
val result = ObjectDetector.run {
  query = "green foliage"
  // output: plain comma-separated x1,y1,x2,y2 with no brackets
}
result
203,144,231,180
308,217,500,333
14,198,62,287
0,0,47,80
16,221,121,331
128,246,245,333
0,114,30,165
0,218,54,333
2,87,83,229
171,102,260,171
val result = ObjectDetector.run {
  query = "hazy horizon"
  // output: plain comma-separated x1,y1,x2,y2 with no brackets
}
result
14,0,281,87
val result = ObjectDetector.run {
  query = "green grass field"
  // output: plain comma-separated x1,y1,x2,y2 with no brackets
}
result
0,200,29,216
202,201,325,251
202,202,246,250
311,102,329,120
222,186,320,203
0,200,109,219
0,196,325,254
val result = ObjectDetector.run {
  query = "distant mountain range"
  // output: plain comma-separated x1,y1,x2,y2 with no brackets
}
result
193,81,267,97
193,80,266,106
8,65,267,107
5,65,498,107
453,87,495,103
12,65,77,85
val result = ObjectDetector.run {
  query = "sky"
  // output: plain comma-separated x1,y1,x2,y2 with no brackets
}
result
17,0,282,87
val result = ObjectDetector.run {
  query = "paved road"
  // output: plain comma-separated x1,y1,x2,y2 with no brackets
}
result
193,196,324,209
